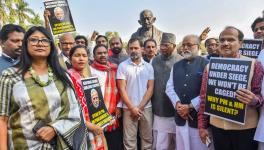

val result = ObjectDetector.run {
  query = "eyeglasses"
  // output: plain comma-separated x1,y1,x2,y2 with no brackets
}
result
28,38,51,46
182,43,198,48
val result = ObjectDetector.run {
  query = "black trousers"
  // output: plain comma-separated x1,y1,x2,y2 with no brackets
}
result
104,121,123,150
211,125,258,150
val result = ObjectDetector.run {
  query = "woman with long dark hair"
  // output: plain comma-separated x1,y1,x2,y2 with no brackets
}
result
0,26,88,150
68,45,108,150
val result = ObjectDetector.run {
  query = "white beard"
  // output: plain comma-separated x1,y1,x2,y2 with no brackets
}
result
182,50,193,59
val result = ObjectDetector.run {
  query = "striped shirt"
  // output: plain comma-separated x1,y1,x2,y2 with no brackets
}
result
0,67,88,150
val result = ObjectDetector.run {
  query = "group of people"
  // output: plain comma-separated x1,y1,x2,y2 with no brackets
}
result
0,8,264,150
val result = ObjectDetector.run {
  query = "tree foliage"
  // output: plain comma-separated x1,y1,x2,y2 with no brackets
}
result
0,0,44,29
105,31,120,40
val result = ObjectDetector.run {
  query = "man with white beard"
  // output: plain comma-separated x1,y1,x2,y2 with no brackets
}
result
166,35,212,150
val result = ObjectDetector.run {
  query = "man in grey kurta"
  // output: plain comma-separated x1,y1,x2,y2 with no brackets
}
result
151,33,182,149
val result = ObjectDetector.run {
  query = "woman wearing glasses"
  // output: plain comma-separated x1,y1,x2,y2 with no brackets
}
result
0,26,88,150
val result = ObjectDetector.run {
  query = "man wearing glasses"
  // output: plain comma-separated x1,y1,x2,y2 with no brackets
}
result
199,26,262,150
58,33,76,69
166,35,211,150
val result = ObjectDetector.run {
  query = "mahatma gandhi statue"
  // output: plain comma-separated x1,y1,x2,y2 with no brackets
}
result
131,9,163,46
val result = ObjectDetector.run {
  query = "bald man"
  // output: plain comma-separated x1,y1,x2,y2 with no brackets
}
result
131,9,163,46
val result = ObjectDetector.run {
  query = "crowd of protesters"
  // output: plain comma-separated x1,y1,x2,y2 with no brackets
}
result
0,8,264,150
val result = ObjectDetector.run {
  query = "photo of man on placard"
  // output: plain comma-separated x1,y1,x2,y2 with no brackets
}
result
91,88,100,109
54,6,65,21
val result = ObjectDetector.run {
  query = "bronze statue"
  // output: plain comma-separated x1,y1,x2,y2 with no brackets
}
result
131,9,163,46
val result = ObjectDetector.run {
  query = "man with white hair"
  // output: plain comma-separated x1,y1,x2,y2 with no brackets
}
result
166,35,211,150
54,7,65,21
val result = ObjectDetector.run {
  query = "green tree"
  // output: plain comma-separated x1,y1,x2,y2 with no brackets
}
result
15,0,34,27
0,0,42,29
30,13,44,26
0,0,14,25
105,31,120,40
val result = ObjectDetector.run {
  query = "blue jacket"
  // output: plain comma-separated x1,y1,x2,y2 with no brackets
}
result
0,54,18,75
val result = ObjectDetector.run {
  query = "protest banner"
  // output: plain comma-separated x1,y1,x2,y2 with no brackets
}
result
44,0,76,35
81,77,113,128
204,57,253,124
239,39,263,58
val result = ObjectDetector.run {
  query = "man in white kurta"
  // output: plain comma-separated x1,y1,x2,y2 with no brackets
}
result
166,35,213,150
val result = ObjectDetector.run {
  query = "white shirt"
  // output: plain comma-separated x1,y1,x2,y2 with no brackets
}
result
153,115,176,133
165,67,200,111
0,46,2,56
255,49,264,142
258,49,264,65
117,58,154,108
90,66,107,97
60,52,70,64
257,49,264,96
88,41,96,60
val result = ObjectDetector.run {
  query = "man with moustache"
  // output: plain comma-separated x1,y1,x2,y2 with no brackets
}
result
151,33,182,150
44,10,76,70
58,33,76,69
166,35,211,150
0,24,25,74
253,17,264,150
54,7,65,21
199,26,263,150
254,17,264,55
75,35,88,47
117,38,154,150
90,44,122,150
108,36,128,65
143,39,158,63
107,36,127,150
205,38,219,59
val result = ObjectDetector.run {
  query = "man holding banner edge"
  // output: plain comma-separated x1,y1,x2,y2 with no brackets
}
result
254,16,264,150
198,26,263,150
